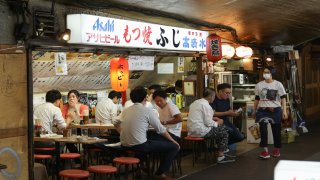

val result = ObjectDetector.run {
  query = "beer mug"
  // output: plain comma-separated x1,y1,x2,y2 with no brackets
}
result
83,109,89,124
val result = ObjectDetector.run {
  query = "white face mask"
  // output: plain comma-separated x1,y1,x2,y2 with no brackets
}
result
263,73,271,80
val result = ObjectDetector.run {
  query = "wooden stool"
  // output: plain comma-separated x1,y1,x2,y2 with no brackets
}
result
60,153,81,168
59,169,89,179
184,136,207,166
88,165,118,180
113,157,140,180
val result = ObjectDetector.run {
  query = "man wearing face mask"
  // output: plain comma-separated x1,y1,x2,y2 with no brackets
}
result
252,66,288,159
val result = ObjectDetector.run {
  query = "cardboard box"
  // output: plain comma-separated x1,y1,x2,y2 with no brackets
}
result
281,130,295,143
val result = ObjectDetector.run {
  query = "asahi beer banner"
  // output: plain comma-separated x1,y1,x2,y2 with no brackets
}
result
67,14,209,52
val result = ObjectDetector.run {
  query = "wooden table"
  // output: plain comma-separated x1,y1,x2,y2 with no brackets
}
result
34,136,108,180
72,123,116,130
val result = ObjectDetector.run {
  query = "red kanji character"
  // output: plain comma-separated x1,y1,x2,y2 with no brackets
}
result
188,31,191,35
200,32,202,37
195,32,198,36
123,25,131,43
192,32,194,35
142,26,152,45
132,28,141,40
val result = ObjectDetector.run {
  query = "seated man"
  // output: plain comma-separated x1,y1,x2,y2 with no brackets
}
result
188,88,235,164
153,90,182,142
34,89,74,147
120,87,180,179
210,83,245,148
95,90,122,124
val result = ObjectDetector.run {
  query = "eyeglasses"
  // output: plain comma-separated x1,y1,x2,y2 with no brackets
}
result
224,91,232,95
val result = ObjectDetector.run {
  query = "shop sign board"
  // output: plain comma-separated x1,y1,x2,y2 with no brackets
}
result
128,55,154,71
67,14,209,52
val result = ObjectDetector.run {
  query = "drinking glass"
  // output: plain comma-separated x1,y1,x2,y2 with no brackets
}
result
71,128,77,137
81,128,88,139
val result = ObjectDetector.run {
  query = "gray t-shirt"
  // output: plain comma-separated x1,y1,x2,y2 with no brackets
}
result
255,80,286,108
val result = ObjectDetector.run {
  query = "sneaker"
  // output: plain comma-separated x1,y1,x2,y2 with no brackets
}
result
272,149,280,157
218,156,236,164
259,151,270,159
224,148,230,153
225,153,237,158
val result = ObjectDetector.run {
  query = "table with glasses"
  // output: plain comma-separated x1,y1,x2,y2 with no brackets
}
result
34,136,108,180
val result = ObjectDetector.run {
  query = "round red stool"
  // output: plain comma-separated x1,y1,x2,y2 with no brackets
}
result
59,169,90,179
88,165,117,179
34,154,53,159
34,147,56,151
184,136,207,166
60,153,81,168
113,157,140,180
88,148,103,165
34,154,53,173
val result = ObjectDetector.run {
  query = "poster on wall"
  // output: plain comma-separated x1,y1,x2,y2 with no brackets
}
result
177,57,185,73
54,53,68,75
128,56,154,70
157,63,174,74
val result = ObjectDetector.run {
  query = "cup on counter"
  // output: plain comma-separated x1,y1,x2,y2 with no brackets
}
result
83,109,89,124
71,128,77,137
63,129,71,137
81,128,88,139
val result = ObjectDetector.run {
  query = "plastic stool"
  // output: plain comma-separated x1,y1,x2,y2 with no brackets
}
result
59,169,89,179
88,165,118,180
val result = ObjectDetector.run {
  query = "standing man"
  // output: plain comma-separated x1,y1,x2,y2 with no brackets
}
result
210,83,245,147
253,66,287,159
120,87,180,179
188,88,235,163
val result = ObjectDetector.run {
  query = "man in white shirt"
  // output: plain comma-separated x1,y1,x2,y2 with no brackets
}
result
34,90,74,147
188,88,235,164
95,91,122,124
153,90,182,141
120,87,180,179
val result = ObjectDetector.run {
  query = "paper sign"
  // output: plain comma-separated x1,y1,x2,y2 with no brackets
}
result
55,53,68,75
157,63,174,74
177,57,185,73
128,56,154,70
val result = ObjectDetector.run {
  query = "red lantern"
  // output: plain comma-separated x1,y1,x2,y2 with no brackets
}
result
110,58,129,92
206,34,222,62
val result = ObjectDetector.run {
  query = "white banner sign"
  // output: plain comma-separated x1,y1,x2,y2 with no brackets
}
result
128,56,154,70
67,14,209,52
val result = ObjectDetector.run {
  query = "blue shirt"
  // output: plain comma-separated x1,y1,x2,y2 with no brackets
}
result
210,96,233,127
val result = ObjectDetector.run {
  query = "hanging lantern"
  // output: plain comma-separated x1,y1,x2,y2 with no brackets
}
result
110,58,129,92
244,47,253,58
235,46,247,57
206,34,222,62
222,44,235,58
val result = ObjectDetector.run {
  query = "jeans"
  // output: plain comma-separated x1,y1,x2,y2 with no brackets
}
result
122,140,179,175
259,122,282,148
224,124,245,145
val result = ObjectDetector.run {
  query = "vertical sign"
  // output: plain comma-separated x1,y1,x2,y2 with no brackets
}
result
54,53,68,75
177,57,185,73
